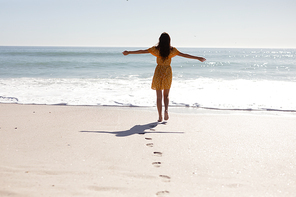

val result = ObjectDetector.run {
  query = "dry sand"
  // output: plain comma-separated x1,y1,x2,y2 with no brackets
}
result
0,104,296,196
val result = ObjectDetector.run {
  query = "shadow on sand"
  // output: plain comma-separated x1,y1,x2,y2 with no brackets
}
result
80,122,184,137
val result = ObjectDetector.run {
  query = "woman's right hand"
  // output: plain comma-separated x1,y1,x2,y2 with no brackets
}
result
199,57,206,62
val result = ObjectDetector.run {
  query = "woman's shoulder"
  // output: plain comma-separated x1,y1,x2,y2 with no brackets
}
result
148,46,157,51
170,47,180,56
170,46,179,52
148,46,159,56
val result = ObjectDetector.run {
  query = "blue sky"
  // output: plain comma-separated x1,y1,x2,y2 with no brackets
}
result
1,0,295,48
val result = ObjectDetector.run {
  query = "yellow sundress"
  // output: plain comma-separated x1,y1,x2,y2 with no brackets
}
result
148,46,180,90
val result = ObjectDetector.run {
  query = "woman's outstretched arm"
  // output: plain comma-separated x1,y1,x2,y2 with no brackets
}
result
178,52,206,62
122,50,149,56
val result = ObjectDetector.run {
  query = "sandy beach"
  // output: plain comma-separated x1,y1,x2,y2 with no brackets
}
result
1,104,296,196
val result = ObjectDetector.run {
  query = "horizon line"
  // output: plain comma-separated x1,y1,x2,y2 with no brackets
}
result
1,45,296,49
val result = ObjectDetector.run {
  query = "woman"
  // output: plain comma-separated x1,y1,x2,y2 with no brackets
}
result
123,32,206,122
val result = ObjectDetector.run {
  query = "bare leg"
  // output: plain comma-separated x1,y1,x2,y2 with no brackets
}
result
163,89,170,120
156,90,163,122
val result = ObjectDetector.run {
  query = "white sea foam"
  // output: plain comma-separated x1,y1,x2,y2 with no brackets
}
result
1,77,296,111
171,78,296,111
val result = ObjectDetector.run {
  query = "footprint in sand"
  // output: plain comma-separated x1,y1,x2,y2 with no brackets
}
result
146,143,153,147
159,175,171,182
156,190,170,196
152,162,161,167
153,152,162,157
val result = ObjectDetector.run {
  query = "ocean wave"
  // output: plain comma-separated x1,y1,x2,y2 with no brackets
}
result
1,47,296,113
0,96,18,103
1,77,296,113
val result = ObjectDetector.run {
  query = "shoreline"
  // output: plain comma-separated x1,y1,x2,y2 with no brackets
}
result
1,102,296,117
1,103,296,196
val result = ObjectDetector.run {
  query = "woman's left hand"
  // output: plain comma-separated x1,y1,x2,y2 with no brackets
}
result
122,51,129,55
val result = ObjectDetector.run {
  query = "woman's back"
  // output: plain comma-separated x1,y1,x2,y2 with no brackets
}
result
148,46,180,66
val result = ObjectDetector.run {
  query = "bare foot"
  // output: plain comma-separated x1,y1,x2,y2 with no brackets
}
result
158,116,163,122
164,110,169,121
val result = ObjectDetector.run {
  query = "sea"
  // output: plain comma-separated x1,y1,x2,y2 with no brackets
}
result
1,46,296,113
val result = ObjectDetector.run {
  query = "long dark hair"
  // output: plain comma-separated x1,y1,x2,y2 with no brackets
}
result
156,32,171,59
